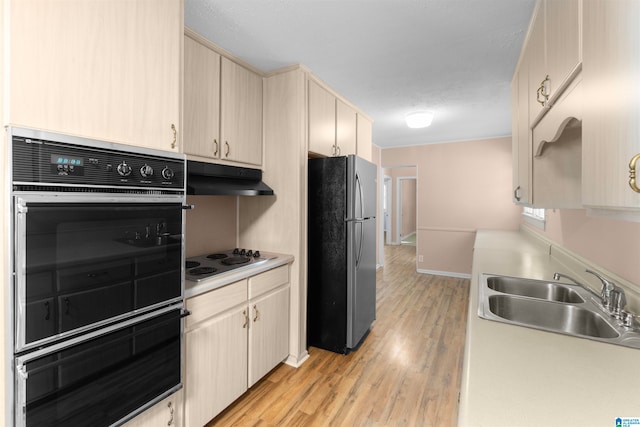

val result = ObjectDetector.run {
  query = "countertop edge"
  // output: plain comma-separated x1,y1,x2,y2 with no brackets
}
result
184,253,294,298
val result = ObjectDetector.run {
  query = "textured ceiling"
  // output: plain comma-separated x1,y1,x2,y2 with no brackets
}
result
185,0,536,148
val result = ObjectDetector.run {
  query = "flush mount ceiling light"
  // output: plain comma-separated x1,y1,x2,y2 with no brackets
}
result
405,111,434,128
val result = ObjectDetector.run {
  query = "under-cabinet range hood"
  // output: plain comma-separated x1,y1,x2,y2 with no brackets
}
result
186,160,274,196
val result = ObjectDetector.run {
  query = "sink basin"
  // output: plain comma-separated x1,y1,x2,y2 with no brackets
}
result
488,295,618,338
478,273,640,349
487,276,584,303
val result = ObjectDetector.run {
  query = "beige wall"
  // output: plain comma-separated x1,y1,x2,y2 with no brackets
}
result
372,145,382,266
185,195,237,257
524,210,640,288
401,178,417,238
382,137,521,276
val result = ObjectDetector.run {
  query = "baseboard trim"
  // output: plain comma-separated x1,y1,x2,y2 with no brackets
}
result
284,350,310,368
417,268,471,279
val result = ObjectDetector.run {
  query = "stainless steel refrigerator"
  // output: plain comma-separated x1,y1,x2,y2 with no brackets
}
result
307,155,377,354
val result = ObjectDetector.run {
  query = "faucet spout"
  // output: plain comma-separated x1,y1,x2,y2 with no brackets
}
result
552,272,601,300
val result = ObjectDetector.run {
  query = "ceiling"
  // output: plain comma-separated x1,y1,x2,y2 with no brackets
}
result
184,0,536,149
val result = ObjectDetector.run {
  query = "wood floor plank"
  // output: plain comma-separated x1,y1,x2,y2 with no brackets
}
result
206,245,469,426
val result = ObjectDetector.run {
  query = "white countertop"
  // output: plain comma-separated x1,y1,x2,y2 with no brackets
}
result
458,230,640,426
184,253,294,298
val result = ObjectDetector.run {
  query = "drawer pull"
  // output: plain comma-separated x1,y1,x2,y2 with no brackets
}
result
629,153,640,193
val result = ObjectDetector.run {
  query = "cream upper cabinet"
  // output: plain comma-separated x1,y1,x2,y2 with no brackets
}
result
526,2,548,124
308,78,359,157
336,99,357,157
183,35,221,160
356,114,373,161
308,79,337,156
183,32,263,167
582,0,640,211
220,57,263,166
526,0,582,126
7,0,182,151
511,60,532,206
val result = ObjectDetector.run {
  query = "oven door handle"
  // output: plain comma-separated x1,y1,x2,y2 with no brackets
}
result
181,205,194,210
180,309,191,318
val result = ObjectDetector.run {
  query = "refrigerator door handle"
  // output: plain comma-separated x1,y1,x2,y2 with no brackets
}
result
355,173,364,220
356,221,364,268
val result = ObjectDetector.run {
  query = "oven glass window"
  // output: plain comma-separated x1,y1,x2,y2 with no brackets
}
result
18,202,183,348
20,309,182,427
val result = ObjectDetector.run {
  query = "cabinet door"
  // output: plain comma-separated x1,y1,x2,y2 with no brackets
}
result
185,307,248,427
527,2,547,124
582,0,640,209
220,57,263,166
356,114,373,161
545,0,581,98
308,80,337,157
8,0,181,151
248,286,290,387
183,35,221,160
512,59,532,205
123,390,182,427
336,99,357,156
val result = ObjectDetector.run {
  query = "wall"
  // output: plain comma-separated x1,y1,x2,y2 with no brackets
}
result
382,136,521,276
185,196,237,257
372,145,382,266
524,209,640,288
400,177,417,238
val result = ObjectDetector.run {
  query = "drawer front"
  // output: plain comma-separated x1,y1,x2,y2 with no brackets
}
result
249,266,289,299
185,280,247,329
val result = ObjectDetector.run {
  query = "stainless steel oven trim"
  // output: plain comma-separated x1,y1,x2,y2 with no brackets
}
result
14,303,184,427
7,126,187,427
8,126,186,163
13,194,186,352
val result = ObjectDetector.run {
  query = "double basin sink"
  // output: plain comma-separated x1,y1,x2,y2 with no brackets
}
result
478,274,640,349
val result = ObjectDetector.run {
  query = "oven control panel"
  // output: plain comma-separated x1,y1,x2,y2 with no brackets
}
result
12,131,185,192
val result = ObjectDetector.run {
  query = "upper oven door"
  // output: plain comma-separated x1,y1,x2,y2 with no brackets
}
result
14,194,184,352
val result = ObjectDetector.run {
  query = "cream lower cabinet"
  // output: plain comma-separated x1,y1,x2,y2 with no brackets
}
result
6,0,181,151
248,273,290,386
184,265,290,426
123,390,183,427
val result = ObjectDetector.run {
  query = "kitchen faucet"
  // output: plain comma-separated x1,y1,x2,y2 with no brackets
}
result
553,270,627,319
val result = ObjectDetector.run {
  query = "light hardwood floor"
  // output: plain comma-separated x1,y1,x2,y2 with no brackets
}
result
207,245,470,426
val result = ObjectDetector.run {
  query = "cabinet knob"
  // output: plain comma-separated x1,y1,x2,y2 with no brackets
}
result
628,154,640,193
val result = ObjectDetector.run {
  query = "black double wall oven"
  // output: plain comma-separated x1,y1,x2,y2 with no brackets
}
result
9,127,187,427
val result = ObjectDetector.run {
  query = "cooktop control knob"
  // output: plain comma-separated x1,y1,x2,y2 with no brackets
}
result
253,250,261,258
140,164,154,178
239,248,246,256
117,161,132,177
233,248,240,255
246,250,254,257
161,167,175,180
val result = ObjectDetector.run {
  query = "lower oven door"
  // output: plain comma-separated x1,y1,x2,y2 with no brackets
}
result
14,306,183,427
14,194,184,352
